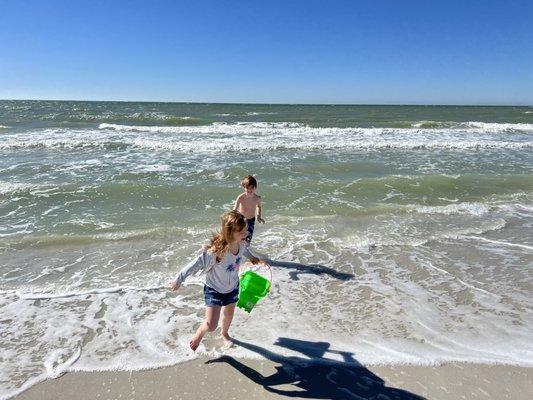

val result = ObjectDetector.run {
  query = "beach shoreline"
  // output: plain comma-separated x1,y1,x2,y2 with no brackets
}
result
14,357,533,400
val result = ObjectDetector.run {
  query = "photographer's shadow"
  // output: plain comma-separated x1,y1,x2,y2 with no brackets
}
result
206,337,425,399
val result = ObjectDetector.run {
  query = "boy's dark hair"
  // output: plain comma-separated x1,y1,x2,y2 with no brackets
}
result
241,175,257,188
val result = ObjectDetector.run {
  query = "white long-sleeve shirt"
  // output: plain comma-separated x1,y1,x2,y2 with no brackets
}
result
174,243,255,293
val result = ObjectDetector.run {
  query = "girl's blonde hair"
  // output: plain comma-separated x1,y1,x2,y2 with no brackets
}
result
207,210,247,262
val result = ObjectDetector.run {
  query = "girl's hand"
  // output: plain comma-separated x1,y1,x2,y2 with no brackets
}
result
249,257,260,264
169,281,180,291
258,217,265,224
250,257,267,265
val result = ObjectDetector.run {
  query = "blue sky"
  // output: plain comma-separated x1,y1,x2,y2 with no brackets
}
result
0,0,531,104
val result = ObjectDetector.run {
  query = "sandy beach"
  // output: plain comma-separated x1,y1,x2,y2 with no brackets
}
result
16,357,533,400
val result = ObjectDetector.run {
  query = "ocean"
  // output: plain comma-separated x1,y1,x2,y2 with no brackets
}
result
1,100,532,398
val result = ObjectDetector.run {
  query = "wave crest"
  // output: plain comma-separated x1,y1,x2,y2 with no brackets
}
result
1,122,532,153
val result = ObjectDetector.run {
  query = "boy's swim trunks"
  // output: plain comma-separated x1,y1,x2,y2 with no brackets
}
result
246,217,255,243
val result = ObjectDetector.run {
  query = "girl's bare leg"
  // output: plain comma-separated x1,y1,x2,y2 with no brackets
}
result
220,303,236,347
190,306,221,351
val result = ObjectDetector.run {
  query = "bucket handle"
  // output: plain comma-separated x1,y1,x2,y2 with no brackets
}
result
260,262,273,287
242,261,273,293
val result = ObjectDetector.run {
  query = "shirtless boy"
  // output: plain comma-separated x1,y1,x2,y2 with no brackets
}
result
233,175,265,244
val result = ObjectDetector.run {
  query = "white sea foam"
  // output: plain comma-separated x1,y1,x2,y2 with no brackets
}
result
17,285,166,300
99,120,533,134
412,202,490,216
430,218,507,241
465,236,533,251
0,182,35,195
93,121,531,153
1,123,532,153
409,120,533,131
135,163,171,173
245,111,279,116
464,121,533,131
126,137,533,152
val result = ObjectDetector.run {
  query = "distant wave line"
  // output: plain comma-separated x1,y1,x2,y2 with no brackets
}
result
98,120,533,134
1,137,532,152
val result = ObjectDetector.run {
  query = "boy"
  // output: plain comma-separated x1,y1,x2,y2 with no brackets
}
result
233,175,265,244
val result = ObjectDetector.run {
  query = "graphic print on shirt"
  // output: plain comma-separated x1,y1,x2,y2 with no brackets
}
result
226,256,241,273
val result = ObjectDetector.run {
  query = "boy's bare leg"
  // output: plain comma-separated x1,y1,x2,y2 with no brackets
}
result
220,303,236,347
190,306,221,351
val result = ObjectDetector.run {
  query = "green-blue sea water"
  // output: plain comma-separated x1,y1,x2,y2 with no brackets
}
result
1,100,532,397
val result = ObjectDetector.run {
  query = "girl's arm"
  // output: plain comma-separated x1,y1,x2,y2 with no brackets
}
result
170,250,214,290
242,245,262,264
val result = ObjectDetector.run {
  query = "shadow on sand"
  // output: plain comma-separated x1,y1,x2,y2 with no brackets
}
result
206,337,425,400
267,259,354,281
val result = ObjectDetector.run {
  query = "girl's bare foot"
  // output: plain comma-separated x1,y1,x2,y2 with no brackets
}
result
189,334,202,351
221,333,233,348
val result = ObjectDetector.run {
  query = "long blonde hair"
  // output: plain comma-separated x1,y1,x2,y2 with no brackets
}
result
207,210,246,262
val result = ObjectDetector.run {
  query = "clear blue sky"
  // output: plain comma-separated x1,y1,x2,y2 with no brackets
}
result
0,0,531,104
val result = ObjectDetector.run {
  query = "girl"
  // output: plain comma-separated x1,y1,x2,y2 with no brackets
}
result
169,210,261,351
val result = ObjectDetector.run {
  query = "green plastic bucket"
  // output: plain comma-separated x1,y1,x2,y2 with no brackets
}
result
237,269,271,313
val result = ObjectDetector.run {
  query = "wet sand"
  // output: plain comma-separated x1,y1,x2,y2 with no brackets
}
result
16,357,533,400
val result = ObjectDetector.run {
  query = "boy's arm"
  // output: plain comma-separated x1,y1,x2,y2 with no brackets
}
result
256,197,265,223
233,195,241,211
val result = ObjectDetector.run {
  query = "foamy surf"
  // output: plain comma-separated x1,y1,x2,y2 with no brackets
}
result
98,120,533,134
1,123,532,153
2,226,532,398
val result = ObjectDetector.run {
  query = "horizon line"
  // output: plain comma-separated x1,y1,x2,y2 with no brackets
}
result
1,98,532,107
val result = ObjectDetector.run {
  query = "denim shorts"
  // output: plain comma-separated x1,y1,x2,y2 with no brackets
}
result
203,284,239,307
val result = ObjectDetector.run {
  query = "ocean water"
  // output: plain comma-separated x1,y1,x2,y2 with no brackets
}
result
1,100,532,398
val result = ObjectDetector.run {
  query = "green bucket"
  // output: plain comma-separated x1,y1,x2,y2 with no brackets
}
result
237,270,271,313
